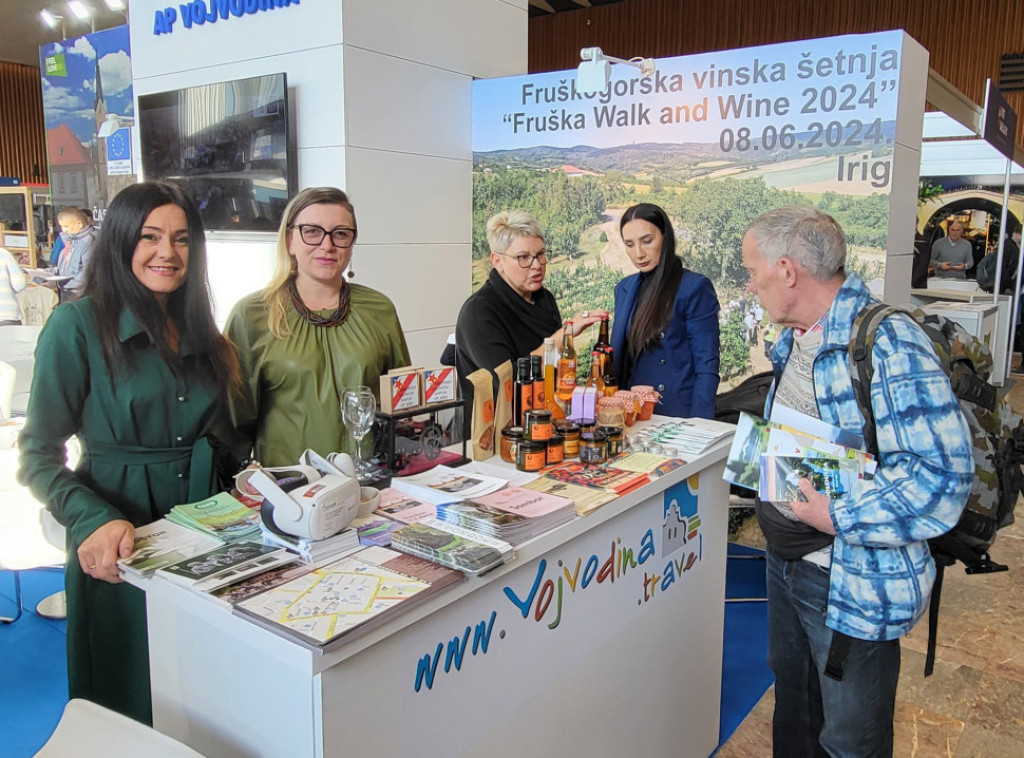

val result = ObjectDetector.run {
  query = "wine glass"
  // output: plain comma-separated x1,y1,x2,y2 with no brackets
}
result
342,386,376,474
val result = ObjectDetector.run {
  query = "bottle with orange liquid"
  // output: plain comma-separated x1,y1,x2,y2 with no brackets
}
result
556,321,577,410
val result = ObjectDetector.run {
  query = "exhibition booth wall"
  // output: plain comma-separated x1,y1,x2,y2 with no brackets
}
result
126,0,528,365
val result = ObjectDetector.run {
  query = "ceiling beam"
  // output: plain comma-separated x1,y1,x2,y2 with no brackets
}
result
529,0,558,13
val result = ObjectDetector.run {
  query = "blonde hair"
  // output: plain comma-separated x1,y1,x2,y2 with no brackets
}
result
486,210,543,254
262,187,356,338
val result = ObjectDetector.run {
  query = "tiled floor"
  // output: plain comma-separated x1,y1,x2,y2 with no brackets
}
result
717,375,1024,758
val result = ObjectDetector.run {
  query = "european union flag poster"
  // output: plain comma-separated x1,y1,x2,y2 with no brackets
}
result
106,126,133,175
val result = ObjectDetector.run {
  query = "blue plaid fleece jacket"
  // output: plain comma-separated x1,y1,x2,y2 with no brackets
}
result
768,273,973,641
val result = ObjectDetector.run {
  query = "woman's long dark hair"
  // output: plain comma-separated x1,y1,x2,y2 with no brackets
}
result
82,181,240,392
619,203,683,357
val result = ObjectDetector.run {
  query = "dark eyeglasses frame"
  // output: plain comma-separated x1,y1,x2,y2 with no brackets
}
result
290,223,356,248
499,250,550,268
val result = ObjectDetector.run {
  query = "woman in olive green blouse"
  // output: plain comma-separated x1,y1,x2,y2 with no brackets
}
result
18,182,243,724
226,187,410,467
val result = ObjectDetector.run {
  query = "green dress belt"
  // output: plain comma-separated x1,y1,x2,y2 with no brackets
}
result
84,436,217,503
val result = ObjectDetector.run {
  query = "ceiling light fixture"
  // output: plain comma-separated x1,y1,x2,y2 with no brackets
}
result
67,1,92,21
103,0,126,9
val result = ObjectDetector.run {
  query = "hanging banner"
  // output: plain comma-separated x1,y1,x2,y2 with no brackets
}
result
473,30,925,385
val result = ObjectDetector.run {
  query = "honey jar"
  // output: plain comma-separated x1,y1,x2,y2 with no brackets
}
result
578,430,608,464
524,409,554,441
516,439,548,472
500,426,523,463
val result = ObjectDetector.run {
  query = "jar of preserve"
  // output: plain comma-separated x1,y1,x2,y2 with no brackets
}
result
545,434,565,465
596,424,624,456
554,419,581,457
516,439,548,472
578,430,608,464
500,426,523,463
524,409,554,441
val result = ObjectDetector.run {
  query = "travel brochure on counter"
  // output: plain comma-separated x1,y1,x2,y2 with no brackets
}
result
120,415,733,651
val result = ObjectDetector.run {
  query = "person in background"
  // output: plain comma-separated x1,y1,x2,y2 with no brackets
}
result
226,187,410,467
49,223,65,267
929,219,972,279
18,181,244,724
0,245,28,325
741,205,972,758
454,209,605,397
611,203,720,418
53,206,99,298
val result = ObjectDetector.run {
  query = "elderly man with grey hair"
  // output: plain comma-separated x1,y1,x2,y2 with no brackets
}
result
741,205,973,758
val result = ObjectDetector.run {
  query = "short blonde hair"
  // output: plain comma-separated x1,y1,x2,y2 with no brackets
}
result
262,187,356,338
486,210,543,254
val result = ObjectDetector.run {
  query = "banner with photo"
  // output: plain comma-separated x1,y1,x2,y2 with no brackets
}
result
40,24,137,222
472,30,924,386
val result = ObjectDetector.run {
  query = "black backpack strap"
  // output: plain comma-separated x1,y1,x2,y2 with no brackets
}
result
924,563,944,676
848,303,908,456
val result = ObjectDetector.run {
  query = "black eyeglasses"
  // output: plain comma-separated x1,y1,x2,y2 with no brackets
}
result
290,224,356,248
499,250,550,268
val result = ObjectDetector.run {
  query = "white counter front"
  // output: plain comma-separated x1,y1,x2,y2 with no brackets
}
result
132,432,732,758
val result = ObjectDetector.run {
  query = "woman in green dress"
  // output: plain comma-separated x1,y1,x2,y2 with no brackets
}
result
18,182,242,724
226,187,410,467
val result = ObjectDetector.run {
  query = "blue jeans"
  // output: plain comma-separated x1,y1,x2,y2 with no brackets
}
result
765,549,900,758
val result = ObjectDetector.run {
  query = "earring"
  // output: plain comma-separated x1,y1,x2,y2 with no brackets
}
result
347,261,355,279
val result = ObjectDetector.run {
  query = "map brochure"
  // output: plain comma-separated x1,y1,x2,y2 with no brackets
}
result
207,560,319,609
389,465,507,504
166,491,262,542
156,541,297,593
390,518,514,575
374,488,437,524
117,518,224,579
612,452,687,477
520,477,617,516
232,546,464,652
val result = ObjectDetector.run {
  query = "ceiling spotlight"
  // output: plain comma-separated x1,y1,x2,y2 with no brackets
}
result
103,0,126,9
67,1,92,21
40,10,63,28
577,47,657,95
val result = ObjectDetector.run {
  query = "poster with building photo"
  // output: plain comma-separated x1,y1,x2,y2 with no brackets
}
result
39,24,137,219
472,30,926,386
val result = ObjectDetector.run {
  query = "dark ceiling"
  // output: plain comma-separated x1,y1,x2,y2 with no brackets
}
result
528,0,628,17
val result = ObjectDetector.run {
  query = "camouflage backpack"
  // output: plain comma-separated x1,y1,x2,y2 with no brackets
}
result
849,303,1024,675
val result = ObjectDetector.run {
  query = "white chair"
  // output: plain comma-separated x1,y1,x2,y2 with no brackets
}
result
33,699,208,757
0,324,41,415
0,359,14,419
36,509,67,619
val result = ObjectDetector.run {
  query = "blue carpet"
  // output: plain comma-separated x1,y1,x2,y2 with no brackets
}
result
719,543,773,747
0,568,68,758
0,558,770,757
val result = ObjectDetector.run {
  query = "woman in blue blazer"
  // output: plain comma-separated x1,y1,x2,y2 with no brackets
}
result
611,203,720,418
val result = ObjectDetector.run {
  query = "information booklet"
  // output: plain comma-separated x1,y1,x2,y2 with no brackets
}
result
607,452,686,478
208,560,319,609
233,546,464,652
166,492,262,542
640,418,736,457
259,525,361,564
389,465,507,504
435,486,575,543
349,514,403,547
374,488,437,524
156,541,296,593
542,463,650,496
724,411,875,506
520,478,617,516
117,519,224,579
391,518,514,575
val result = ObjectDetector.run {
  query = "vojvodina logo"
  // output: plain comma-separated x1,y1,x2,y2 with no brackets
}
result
153,0,301,36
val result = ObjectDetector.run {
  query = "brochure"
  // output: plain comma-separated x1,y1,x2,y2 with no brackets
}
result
117,519,224,578
389,465,507,504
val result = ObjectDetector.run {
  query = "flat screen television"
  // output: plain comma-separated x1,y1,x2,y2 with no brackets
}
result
138,72,292,232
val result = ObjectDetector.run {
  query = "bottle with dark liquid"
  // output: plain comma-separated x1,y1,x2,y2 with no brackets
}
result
595,315,611,352
531,354,545,410
513,356,533,426
601,345,618,396
556,321,577,408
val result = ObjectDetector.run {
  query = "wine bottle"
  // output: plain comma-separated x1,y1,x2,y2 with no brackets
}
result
556,321,577,407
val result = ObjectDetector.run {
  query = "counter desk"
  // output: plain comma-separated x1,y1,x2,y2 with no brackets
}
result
129,421,733,758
